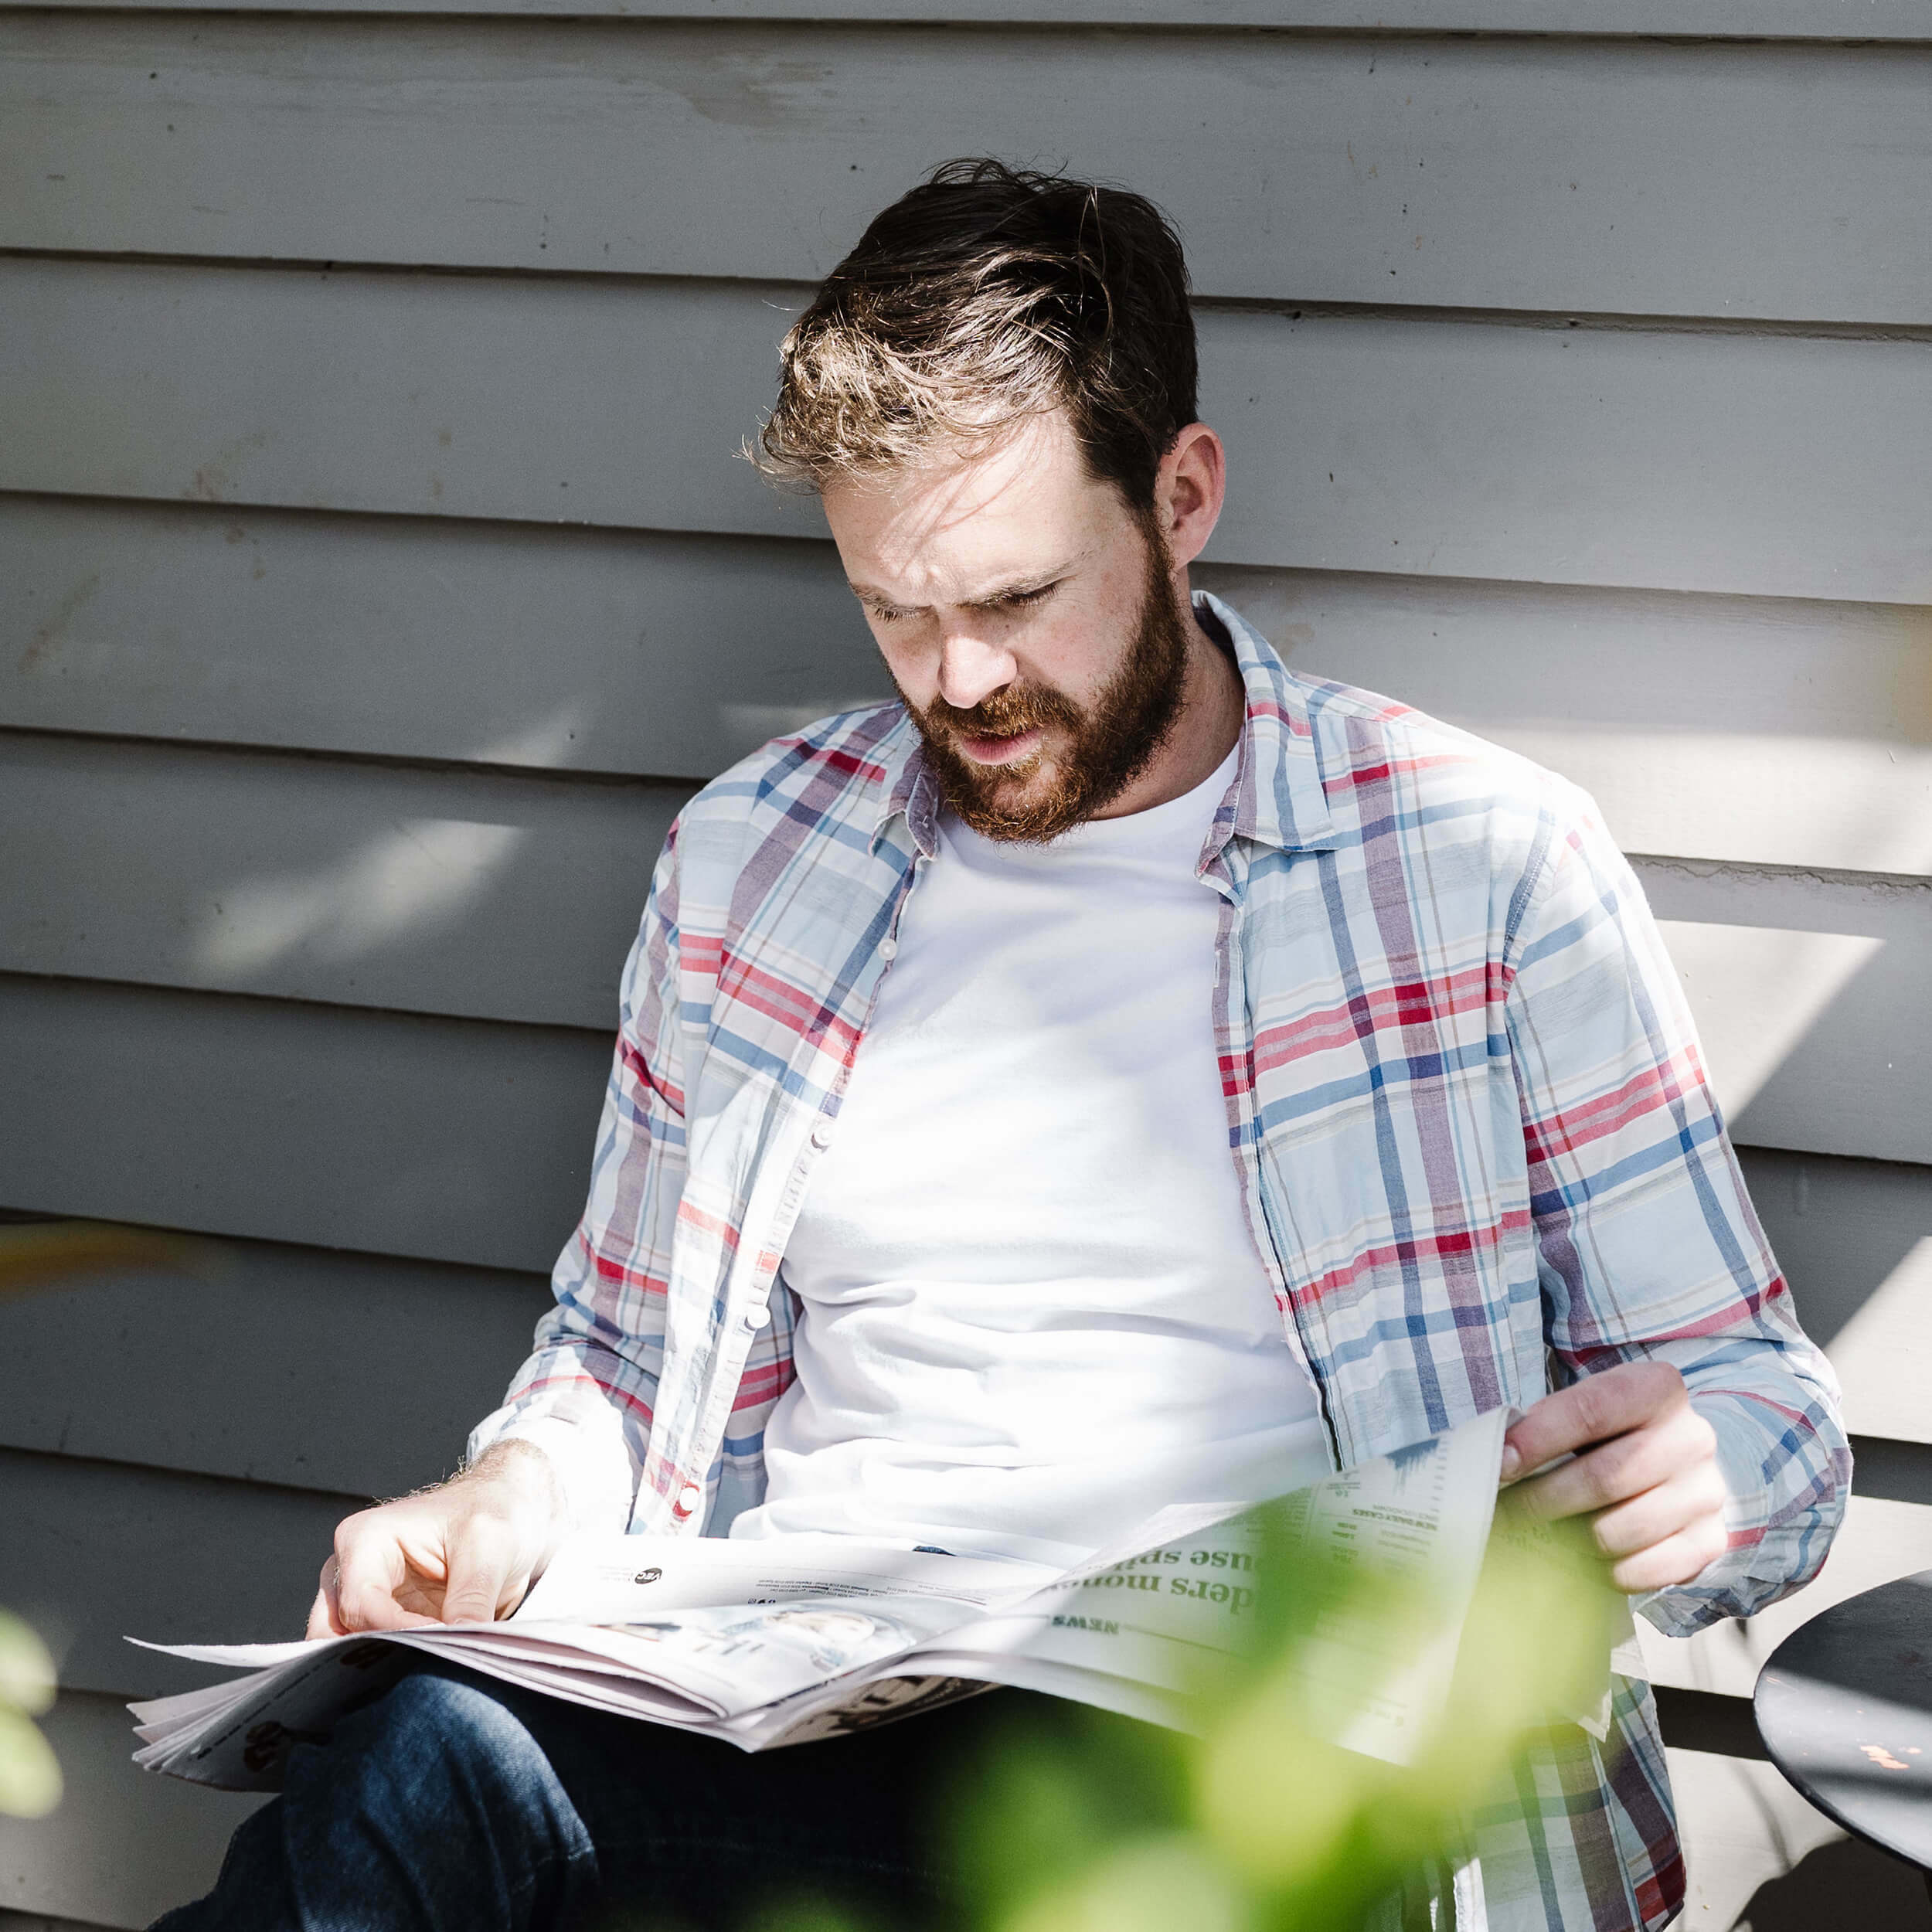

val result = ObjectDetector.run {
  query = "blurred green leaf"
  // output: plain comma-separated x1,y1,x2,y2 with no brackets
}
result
736,1900,871,1932
0,1613,60,1820
0,1708,61,1819
998,1832,1252,1932
0,1611,55,1719
942,1696,1187,1925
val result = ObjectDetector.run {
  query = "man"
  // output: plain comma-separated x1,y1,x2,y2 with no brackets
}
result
157,160,1847,1932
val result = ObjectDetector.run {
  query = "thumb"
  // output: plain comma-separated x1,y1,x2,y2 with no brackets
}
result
439,1520,519,1626
305,1562,344,1640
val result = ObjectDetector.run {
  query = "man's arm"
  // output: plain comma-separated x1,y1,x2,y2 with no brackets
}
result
311,827,691,1631
1498,791,1850,1634
464,822,691,1528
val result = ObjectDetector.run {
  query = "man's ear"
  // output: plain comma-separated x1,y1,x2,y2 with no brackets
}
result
1156,423,1226,570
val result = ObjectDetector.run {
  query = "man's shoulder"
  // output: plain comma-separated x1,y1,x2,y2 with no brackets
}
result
1292,670,1595,849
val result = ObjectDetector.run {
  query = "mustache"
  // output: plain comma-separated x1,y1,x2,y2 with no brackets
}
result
920,682,1083,739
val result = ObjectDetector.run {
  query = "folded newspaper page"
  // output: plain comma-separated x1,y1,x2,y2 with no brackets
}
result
127,1406,1620,1791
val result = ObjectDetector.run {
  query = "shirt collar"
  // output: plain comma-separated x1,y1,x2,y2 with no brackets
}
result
872,710,943,858
869,587,1337,859
1194,588,1338,855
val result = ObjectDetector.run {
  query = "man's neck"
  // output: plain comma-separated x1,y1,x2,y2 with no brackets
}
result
1087,589,1247,821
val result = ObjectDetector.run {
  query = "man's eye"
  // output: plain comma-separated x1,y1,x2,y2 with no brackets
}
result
869,604,914,624
998,583,1056,611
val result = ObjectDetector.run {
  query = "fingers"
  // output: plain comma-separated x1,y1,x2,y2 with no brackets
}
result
1605,1510,1730,1594
1513,1402,1716,1524
328,1512,445,1634
1501,1360,1686,1482
1589,1461,1729,1563
1497,1364,1730,1596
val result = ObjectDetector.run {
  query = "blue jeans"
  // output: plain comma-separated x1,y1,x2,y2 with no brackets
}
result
150,1663,1047,1931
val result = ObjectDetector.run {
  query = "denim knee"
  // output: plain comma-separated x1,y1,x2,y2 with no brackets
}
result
151,1664,598,1932
329,1665,549,1800
281,1664,598,1931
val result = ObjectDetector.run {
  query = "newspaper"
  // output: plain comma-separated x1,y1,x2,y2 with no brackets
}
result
128,1406,1613,1791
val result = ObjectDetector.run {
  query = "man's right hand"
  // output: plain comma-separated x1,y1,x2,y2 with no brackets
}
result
305,1440,567,1638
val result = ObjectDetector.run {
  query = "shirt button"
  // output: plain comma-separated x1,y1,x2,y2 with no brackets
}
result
744,1301,771,1332
672,1482,702,1519
878,937,898,961
810,1121,833,1151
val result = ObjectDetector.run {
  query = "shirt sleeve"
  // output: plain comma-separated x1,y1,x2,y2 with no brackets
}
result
464,824,689,1532
1504,789,1852,1636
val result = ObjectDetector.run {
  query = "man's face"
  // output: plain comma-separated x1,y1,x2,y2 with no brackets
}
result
822,410,1193,842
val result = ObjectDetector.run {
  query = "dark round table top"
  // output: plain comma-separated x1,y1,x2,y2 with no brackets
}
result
1755,1570,1932,1870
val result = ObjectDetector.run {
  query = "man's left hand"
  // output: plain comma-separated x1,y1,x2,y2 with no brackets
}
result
1500,1360,1729,1594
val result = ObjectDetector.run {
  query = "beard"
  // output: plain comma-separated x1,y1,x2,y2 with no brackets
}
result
897,526,1195,845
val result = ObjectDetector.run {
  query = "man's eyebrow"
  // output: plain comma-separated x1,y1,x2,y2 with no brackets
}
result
845,563,1080,610
961,569,1070,608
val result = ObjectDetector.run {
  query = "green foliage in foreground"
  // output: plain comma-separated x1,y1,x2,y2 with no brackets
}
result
0,1611,60,1819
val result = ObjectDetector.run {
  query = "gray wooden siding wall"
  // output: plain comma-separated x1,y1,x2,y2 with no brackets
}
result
1,6,1928,1925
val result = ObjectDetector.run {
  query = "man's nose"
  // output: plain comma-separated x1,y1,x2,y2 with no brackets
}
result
935,630,1017,713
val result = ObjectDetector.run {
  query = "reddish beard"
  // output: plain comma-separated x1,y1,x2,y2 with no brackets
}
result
899,526,1194,844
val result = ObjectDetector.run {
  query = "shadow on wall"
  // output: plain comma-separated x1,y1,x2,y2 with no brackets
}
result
1731,1832,1928,1930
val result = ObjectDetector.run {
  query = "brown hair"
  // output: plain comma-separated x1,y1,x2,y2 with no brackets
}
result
754,158,1197,512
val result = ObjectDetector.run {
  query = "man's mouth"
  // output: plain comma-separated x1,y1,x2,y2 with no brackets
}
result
955,726,1044,767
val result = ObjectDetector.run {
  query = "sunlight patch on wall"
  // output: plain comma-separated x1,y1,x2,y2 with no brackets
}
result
1823,1238,1932,1445
196,818,527,975
193,705,584,978
1487,730,1932,876
1658,921,1884,1116
717,698,887,763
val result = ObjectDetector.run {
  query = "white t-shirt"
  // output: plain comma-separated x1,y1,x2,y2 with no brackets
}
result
729,747,1330,1563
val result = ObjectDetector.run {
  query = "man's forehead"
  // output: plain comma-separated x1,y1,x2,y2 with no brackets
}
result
824,413,1114,604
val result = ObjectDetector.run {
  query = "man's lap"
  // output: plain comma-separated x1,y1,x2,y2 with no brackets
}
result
152,1662,1060,1932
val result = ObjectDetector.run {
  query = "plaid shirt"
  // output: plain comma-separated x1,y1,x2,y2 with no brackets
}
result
471,590,1848,1931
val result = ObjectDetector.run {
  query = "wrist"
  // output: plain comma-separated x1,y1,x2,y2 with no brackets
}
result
463,1440,568,1555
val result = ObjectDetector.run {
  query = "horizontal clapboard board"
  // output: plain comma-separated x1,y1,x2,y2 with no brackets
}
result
0,1450,355,1701
5,498,1929,876
4,263,1928,603
0,1236,550,1494
15,1,1932,33
0,975,610,1273
0,733,683,1028
0,497,889,781
6,22,1930,324
0,1148,1918,1500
